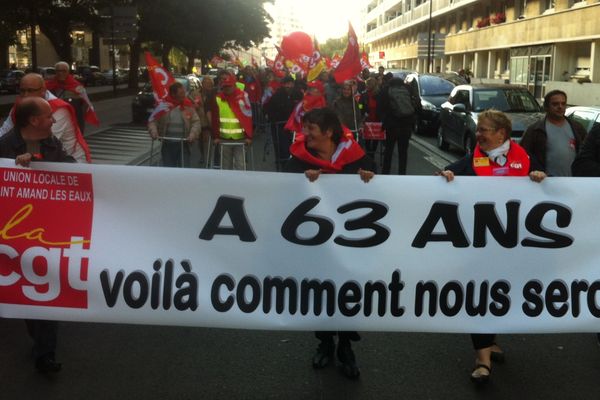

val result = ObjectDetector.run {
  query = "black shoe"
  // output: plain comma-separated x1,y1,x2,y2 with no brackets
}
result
35,353,61,373
312,339,334,369
337,342,360,380
470,364,491,385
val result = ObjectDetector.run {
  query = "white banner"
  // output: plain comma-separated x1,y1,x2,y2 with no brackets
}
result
1,158,600,333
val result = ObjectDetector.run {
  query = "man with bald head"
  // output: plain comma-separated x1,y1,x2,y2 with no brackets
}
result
0,73,91,163
0,97,74,165
0,97,74,373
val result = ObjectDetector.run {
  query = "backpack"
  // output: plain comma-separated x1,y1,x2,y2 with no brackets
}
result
388,84,415,118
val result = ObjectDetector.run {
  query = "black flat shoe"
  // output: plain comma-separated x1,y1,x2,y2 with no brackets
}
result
470,364,491,384
35,353,61,374
312,340,334,369
337,343,360,380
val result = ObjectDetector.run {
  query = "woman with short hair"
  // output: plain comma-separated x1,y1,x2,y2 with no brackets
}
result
439,109,546,384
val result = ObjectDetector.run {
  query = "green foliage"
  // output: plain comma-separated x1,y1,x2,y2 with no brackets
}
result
319,36,348,58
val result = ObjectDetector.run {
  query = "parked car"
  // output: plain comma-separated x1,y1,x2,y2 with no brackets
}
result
404,73,457,134
74,65,104,86
437,84,544,154
0,69,25,93
566,106,600,134
387,68,415,80
102,69,127,84
131,76,191,123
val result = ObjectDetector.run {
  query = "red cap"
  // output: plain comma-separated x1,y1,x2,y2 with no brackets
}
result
221,74,237,87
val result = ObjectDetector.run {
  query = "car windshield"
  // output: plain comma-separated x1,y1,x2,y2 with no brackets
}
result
473,88,541,112
418,75,455,96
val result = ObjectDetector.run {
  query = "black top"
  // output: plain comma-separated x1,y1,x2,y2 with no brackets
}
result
0,127,75,163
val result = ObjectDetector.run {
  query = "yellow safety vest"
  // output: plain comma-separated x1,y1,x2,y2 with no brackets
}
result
216,97,245,140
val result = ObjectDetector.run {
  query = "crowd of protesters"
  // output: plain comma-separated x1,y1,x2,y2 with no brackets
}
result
4,59,600,386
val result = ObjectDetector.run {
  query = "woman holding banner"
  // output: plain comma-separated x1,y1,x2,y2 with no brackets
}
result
438,109,546,384
284,107,374,380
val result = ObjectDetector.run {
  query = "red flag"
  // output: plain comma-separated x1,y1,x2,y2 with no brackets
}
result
333,23,362,84
145,51,175,101
361,51,372,70
331,54,341,69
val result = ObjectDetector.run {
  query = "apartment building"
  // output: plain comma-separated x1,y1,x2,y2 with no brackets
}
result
362,0,600,105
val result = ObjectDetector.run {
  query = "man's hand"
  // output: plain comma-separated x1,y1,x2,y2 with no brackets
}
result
245,138,253,146
213,137,221,146
149,131,159,140
186,133,196,143
304,169,321,182
15,153,33,167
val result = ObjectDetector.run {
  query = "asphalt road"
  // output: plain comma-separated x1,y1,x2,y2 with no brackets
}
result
3,105,600,399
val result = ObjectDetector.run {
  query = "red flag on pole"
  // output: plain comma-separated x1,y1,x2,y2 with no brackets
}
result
360,51,372,70
145,51,175,101
333,23,363,84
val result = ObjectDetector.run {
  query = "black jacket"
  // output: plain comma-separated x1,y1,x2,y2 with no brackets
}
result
572,124,600,176
0,127,75,163
520,117,587,170
264,88,301,123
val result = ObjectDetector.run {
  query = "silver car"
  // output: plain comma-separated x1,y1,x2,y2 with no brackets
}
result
437,84,544,154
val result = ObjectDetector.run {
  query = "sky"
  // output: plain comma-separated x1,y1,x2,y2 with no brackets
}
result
278,0,363,42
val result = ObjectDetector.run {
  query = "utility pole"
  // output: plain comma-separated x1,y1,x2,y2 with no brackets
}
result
426,0,434,73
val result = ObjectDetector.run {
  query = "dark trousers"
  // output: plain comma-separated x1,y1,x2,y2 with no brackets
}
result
161,141,190,168
25,320,58,358
270,123,291,167
382,125,412,175
471,333,496,350
315,331,360,344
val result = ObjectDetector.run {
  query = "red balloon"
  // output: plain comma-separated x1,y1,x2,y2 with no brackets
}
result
280,31,314,60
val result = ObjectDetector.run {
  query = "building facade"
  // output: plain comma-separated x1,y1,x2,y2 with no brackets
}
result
363,0,600,105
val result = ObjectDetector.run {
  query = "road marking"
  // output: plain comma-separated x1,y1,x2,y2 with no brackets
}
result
410,135,459,170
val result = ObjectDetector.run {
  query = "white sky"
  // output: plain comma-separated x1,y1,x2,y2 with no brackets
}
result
274,0,363,42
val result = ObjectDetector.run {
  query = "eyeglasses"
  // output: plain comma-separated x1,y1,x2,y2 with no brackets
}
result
476,126,496,133
19,87,43,94
56,69,69,73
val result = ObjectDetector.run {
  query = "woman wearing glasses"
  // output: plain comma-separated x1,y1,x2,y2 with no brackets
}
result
438,109,546,384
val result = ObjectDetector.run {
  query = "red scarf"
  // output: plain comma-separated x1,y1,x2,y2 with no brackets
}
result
216,88,253,137
46,75,100,126
472,141,530,176
290,133,365,173
284,93,327,132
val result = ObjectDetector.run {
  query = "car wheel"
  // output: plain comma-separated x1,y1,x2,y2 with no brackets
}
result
464,133,475,155
436,125,449,150
413,115,421,135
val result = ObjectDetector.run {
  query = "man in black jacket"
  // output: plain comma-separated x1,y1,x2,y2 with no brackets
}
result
0,97,74,374
377,77,422,175
264,76,301,168
521,89,586,176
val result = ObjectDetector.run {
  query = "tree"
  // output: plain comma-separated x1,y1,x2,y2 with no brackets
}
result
0,7,28,68
319,36,348,58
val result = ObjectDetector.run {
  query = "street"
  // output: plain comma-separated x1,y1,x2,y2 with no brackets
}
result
2,95,600,400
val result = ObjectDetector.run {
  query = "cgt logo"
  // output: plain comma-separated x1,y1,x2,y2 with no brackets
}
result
0,169,93,308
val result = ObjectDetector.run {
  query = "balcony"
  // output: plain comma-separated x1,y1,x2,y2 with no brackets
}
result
364,0,479,43
444,4,600,54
